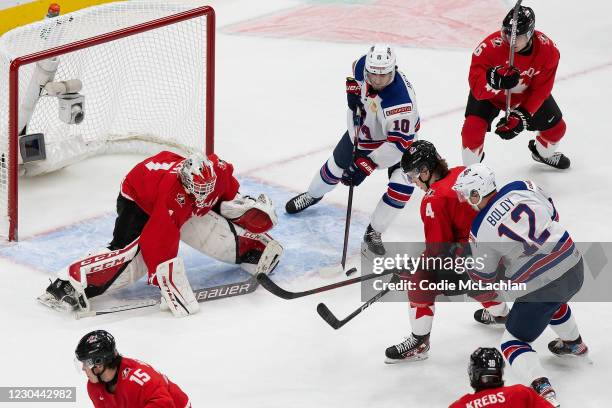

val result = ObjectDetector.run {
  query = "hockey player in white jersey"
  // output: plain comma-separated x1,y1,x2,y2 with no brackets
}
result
453,164,589,407
285,44,419,255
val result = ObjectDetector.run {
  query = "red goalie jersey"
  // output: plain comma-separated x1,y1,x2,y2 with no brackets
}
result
449,384,551,408
87,357,190,408
469,30,560,115
121,151,240,277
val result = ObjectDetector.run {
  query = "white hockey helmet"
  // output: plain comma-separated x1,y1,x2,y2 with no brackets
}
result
365,44,396,75
365,44,396,89
178,153,217,207
452,163,497,209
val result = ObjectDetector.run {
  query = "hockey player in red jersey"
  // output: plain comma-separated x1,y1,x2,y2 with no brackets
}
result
38,150,283,317
76,330,191,408
384,141,508,363
449,347,552,408
461,5,570,169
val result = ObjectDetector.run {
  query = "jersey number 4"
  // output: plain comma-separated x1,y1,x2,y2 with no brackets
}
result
497,204,550,256
425,202,434,218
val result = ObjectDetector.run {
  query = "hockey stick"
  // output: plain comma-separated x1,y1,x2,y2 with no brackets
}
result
319,109,362,278
257,268,398,300
504,0,523,119
317,272,400,329
74,275,259,319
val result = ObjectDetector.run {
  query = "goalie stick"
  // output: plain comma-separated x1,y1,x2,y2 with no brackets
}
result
74,275,259,319
256,268,398,300
504,0,523,119
316,273,400,329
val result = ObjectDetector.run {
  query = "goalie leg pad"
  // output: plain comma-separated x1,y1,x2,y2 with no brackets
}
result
156,257,199,317
64,238,143,301
180,211,283,275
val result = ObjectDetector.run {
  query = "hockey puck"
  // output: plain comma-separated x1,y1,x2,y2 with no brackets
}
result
345,267,358,276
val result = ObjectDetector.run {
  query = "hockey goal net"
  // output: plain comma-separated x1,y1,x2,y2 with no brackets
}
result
0,1,215,241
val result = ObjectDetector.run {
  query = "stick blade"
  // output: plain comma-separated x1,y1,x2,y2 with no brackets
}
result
316,302,343,329
256,273,295,300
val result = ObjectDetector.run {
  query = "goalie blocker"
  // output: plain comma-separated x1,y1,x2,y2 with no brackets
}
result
38,151,282,317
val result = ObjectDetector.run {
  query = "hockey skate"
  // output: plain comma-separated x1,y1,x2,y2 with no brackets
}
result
37,278,84,312
363,224,386,256
531,377,560,407
385,334,430,364
528,140,570,170
285,192,321,214
473,308,507,326
548,336,591,363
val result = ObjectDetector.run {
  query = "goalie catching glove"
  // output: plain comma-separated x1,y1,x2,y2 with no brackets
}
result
220,193,278,233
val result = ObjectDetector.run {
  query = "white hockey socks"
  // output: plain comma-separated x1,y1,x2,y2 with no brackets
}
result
156,257,199,318
500,330,546,384
409,302,435,336
549,304,580,342
307,156,344,198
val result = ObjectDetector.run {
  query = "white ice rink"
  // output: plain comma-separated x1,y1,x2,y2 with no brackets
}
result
1,0,611,406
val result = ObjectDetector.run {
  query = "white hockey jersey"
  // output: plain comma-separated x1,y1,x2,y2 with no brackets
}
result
468,180,581,295
351,55,420,169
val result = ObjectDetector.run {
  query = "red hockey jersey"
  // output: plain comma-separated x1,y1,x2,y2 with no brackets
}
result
469,30,560,115
449,384,551,408
421,166,476,246
121,151,239,278
87,357,190,408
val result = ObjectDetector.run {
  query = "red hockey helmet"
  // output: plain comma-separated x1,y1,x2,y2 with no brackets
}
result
178,154,217,207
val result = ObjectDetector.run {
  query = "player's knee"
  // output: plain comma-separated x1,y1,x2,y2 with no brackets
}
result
461,115,488,149
332,131,355,169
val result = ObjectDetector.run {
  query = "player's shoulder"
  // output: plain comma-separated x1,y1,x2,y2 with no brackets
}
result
475,32,506,54
209,153,234,176
146,150,185,164
379,71,416,116
448,392,472,407
119,357,164,381
533,31,559,65
533,30,558,52
428,167,465,198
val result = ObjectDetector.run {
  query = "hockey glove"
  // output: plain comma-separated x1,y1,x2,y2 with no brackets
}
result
486,65,520,90
495,108,531,140
341,155,376,186
346,77,363,113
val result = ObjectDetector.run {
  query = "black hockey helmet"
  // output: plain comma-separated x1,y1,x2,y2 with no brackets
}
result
75,330,119,368
401,140,441,178
502,6,535,40
468,347,505,389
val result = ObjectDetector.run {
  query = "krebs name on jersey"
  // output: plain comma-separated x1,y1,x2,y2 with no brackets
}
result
486,197,516,227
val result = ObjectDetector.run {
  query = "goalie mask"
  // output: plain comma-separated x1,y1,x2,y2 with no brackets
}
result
178,154,217,207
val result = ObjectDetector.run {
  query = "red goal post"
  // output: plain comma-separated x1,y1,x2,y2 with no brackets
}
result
0,2,216,241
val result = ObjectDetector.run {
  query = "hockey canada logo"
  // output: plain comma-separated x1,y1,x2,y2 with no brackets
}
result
491,37,503,47
122,368,132,379
176,193,185,207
